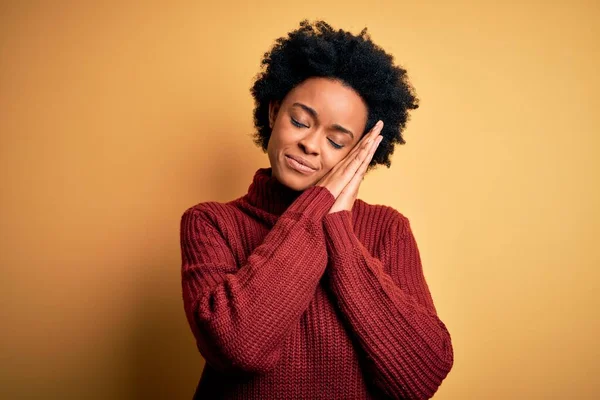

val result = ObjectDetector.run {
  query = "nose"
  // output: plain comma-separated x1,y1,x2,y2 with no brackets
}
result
298,128,321,155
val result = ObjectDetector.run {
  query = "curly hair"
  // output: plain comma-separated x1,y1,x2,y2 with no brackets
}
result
249,19,419,170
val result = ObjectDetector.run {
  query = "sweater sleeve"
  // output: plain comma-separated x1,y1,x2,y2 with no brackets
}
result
180,185,335,375
321,210,454,400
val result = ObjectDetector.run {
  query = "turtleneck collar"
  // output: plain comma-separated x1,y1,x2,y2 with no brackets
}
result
243,167,306,216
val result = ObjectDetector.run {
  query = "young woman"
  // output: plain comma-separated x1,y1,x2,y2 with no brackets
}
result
180,19,454,400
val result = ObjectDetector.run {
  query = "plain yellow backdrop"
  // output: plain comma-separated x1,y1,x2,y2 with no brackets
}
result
1,1,598,399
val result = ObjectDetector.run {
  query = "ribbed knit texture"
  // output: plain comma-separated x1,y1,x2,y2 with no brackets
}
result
179,167,453,400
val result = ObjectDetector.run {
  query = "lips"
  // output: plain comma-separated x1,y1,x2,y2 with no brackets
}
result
285,154,317,170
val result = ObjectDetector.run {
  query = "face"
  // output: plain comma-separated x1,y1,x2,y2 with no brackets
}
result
267,77,368,191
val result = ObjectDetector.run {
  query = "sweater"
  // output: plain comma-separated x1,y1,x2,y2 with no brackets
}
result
179,167,454,400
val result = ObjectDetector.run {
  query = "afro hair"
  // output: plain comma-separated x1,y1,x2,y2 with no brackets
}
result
250,19,419,170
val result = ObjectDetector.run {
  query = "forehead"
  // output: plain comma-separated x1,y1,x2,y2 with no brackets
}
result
283,77,368,126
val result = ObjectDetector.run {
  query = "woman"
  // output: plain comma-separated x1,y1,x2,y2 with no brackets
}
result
180,20,453,399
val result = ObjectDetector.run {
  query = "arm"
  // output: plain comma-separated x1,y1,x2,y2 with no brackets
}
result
180,185,335,375
322,210,453,400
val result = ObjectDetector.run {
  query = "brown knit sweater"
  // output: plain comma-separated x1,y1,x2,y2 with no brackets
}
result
179,167,453,399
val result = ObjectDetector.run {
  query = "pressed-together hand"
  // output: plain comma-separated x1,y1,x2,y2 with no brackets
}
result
315,120,384,214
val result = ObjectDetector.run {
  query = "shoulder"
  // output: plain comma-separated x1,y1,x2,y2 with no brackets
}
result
180,197,243,228
354,198,413,239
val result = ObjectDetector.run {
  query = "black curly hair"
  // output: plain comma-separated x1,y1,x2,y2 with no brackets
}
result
250,19,419,170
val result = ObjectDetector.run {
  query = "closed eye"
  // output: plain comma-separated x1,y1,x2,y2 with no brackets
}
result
328,139,343,149
290,118,306,128
291,118,344,150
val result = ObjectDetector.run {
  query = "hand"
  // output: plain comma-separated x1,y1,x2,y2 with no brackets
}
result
315,121,384,213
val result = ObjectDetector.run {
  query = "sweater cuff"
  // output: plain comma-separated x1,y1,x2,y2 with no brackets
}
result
322,210,360,254
285,185,336,221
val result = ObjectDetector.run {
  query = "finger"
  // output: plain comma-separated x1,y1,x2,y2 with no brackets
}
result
349,135,382,189
351,129,383,172
340,122,383,173
325,121,383,192
344,139,372,176
357,121,383,151
341,121,383,164
339,134,382,199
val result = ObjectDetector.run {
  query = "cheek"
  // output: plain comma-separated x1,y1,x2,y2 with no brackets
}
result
320,152,346,172
267,128,283,150
270,126,299,151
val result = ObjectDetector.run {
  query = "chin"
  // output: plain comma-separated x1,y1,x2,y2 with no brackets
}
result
273,165,315,191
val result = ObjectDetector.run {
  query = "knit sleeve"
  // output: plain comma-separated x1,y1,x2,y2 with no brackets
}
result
180,185,335,375
321,210,454,400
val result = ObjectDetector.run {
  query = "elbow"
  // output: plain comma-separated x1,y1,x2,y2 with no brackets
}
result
199,339,283,375
192,315,283,375
437,325,454,375
400,364,453,400
185,290,284,375
231,348,282,374
390,334,455,400
417,333,454,399
425,319,455,379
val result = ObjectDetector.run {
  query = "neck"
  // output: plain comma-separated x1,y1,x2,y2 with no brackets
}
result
244,167,306,216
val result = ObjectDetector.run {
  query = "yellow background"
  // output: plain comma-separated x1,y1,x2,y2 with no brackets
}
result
1,1,598,399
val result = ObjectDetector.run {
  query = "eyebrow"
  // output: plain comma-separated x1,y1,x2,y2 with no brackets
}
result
291,102,355,140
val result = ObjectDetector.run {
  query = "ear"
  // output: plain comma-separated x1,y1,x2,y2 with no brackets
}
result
268,100,280,128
